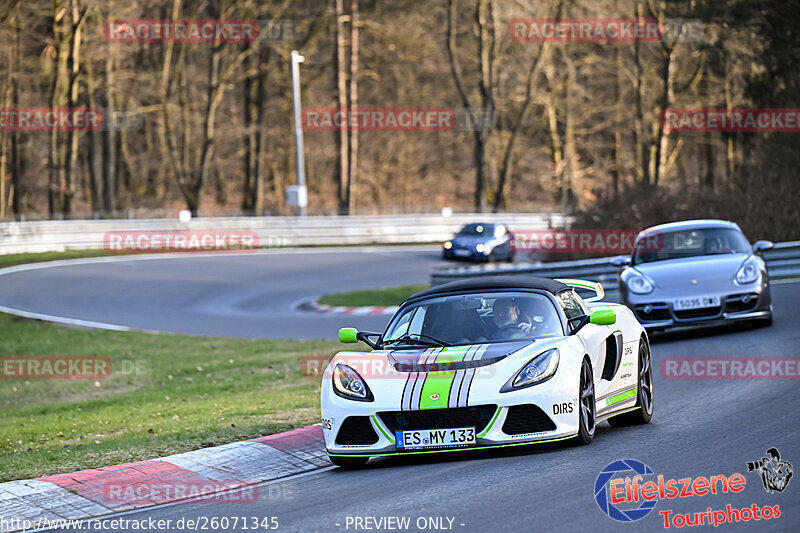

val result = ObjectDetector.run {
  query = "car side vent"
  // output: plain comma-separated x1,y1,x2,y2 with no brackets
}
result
602,331,624,381
335,416,379,446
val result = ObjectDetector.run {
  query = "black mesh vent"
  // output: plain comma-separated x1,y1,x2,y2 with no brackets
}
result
336,416,379,445
501,404,556,435
379,405,497,434
634,304,671,322
674,307,721,320
725,294,758,314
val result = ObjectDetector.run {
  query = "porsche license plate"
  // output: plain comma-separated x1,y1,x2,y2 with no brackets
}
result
454,249,471,257
674,296,721,311
396,427,476,450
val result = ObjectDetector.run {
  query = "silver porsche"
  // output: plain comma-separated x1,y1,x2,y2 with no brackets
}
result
613,220,773,331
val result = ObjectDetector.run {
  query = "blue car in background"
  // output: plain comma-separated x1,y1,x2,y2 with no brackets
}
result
442,222,514,262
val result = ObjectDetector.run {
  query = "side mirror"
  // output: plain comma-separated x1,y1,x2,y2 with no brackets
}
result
338,327,381,349
753,240,774,253
589,310,616,325
610,256,631,268
338,327,358,343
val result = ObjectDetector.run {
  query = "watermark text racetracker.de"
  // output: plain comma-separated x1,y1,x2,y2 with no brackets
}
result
0,107,142,131
104,19,296,44
509,18,704,43
0,515,279,532
1,356,148,379
511,229,662,254
661,108,800,132
103,230,259,254
302,107,495,132
660,356,800,380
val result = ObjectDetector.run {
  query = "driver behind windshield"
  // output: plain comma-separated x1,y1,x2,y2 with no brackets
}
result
492,297,533,339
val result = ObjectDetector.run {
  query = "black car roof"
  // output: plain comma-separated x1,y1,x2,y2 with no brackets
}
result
406,276,569,302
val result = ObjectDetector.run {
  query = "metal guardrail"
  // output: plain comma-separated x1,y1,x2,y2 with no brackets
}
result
431,240,800,288
0,213,568,255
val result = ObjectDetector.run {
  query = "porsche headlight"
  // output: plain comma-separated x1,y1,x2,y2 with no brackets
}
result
501,349,559,392
476,243,487,253
625,271,654,294
736,261,760,284
332,364,373,401
443,241,453,250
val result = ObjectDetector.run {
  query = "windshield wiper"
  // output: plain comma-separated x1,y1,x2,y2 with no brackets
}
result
384,333,451,347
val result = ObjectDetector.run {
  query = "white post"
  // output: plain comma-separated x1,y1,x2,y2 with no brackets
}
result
290,50,307,216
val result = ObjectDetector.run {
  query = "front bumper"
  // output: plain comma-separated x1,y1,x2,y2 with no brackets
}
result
443,248,491,261
621,280,772,330
325,404,578,458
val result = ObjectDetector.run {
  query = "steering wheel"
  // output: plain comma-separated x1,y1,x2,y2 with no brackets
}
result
493,323,526,339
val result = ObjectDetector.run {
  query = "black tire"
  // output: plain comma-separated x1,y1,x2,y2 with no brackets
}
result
608,338,654,427
575,357,596,445
328,455,369,468
506,251,515,263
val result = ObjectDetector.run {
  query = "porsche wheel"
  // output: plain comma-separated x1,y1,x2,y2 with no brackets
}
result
608,338,653,427
575,357,596,445
328,455,369,468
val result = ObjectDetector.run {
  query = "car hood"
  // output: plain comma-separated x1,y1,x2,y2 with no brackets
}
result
451,235,491,246
387,341,531,372
633,253,750,289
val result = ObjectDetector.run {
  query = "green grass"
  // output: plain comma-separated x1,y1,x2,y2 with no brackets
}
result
0,313,359,482
317,284,429,307
0,250,111,270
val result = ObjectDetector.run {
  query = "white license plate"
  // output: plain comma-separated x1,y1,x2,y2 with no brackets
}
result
396,427,476,450
674,295,721,311
454,249,471,257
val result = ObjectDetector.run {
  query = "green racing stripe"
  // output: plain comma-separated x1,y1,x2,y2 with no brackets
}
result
417,346,469,410
605,388,637,406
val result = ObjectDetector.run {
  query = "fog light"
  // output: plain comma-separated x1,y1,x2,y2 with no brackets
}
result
742,294,751,304
643,304,653,314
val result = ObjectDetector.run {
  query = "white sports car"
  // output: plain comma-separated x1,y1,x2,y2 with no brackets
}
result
321,276,653,467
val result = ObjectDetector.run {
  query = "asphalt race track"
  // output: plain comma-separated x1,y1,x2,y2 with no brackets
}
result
1,248,798,532
0,246,449,340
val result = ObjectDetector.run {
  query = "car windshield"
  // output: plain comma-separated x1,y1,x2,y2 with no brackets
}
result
382,291,563,347
458,224,491,236
632,227,751,265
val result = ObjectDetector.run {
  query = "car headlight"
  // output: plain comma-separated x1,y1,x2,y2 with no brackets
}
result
443,241,453,250
625,271,654,294
332,364,374,401
736,261,760,284
501,349,559,392
476,243,488,253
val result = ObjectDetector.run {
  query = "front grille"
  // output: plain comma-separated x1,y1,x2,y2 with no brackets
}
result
501,404,556,435
674,307,721,320
379,405,497,434
336,416,379,445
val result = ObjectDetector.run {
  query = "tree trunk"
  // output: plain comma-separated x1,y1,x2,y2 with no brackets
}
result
611,46,623,196
447,0,493,213
651,46,675,187
562,51,577,210
102,40,116,215
49,0,71,216
348,0,359,213
632,3,647,186
335,0,350,213
62,0,85,215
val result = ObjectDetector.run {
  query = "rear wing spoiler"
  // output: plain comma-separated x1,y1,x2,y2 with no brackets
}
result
555,278,605,302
